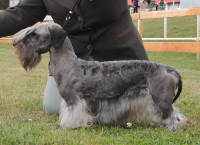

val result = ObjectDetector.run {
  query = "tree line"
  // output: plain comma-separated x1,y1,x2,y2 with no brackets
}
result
0,0,9,10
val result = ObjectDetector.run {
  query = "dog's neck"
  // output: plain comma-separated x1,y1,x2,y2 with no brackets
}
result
49,38,78,75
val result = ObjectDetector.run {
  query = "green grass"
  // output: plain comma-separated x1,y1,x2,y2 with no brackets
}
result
1,16,200,144
133,15,197,38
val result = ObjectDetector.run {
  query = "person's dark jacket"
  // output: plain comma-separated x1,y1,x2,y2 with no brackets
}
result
0,0,148,61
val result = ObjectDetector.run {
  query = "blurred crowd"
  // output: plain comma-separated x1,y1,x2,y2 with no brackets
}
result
130,0,167,13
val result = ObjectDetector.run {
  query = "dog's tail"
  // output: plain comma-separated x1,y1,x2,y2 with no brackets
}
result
166,66,182,104
172,77,182,104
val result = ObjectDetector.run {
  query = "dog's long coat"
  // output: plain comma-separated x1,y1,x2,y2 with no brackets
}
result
13,23,186,130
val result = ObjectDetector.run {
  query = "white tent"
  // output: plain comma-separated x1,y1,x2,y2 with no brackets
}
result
180,0,200,8
9,0,20,7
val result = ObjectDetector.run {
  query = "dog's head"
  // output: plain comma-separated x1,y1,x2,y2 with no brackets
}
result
13,23,68,71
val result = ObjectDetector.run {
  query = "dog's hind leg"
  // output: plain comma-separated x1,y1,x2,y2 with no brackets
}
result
152,95,186,130
59,99,94,130
129,88,163,125
150,74,186,130
162,106,186,130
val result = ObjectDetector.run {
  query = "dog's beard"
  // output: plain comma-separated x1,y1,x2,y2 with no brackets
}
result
13,42,42,71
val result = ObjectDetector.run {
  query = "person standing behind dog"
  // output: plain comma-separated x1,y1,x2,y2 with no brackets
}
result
139,0,147,12
157,0,167,11
0,0,149,115
147,0,155,11
132,0,139,13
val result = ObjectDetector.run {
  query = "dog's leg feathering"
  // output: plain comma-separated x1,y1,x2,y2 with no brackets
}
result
162,106,186,130
59,99,94,129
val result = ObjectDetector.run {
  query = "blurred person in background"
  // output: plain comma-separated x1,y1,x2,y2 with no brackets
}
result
132,0,139,13
148,0,155,11
157,0,167,11
139,0,147,11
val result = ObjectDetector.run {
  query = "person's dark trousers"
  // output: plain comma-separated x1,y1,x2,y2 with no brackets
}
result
134,6,138,13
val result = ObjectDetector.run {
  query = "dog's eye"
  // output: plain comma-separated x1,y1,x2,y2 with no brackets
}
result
23,38,31,47
30,32,39,41
30,32,36,37
35,34,40,40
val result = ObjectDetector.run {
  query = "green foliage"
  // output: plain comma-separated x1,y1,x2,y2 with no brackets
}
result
0,0,9,10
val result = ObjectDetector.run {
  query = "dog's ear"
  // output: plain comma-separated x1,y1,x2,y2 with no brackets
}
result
13,26,36,46
49,26,68,49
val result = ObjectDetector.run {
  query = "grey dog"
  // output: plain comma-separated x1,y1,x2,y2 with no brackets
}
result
13,23,186,130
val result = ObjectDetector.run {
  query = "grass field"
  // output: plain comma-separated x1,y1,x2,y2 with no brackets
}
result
0,16,200,144
133,15,197,38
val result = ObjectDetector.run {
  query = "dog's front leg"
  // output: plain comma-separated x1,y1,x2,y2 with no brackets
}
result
59,95,94,129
